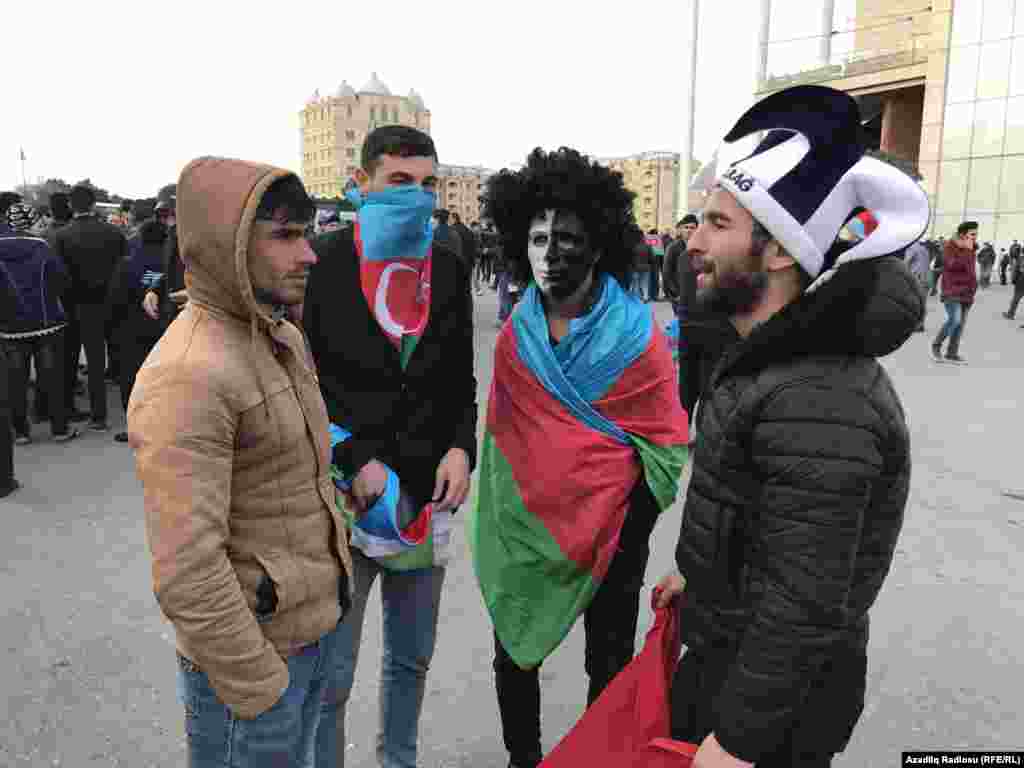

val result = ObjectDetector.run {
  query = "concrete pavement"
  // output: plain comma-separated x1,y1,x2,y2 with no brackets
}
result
1,281,1021,767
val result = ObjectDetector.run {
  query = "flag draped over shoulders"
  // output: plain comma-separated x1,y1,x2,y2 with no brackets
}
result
468,274,689,669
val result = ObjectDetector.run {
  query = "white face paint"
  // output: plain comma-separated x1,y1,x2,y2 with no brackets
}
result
527,209,557,291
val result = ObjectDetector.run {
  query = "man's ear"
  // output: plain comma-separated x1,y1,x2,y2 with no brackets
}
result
763,241,797,273
354,167,371,193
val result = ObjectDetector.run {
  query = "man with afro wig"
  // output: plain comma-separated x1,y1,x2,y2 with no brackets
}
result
468,147,691,768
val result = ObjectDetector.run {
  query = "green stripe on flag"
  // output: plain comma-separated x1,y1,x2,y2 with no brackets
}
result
630,436,689,512
468,433,599,669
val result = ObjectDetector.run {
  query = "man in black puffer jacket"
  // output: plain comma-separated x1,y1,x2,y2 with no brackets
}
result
655,86,929,768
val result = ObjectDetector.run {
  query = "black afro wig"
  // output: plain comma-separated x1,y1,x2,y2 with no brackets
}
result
482,147,641,289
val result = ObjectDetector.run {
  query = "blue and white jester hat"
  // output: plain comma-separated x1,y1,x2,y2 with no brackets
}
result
715,85,931,292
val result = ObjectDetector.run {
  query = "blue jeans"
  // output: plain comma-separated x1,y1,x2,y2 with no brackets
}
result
631,272,649,301
317,549,446,768
934,299,971,357
175,623,340,768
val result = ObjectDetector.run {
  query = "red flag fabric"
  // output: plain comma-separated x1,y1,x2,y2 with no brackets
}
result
540,594,697,768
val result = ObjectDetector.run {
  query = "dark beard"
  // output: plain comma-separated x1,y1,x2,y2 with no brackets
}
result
695,270,769,316
694,240,770,317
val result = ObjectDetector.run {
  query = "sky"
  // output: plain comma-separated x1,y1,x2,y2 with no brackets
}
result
1,0,855,199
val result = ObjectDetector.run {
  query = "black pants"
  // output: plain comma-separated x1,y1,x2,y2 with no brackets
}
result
116,334,158,413
5,331,67,437
1007,284,1024,318
0,346,13,486
671,652,836,767
493,480,660,767
76,303,108,423
62,313,81,413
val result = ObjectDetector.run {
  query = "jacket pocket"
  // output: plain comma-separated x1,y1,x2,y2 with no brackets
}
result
250,552,306,623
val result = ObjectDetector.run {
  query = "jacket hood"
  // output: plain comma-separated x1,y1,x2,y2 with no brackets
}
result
719,247,924,380
177,156,297,326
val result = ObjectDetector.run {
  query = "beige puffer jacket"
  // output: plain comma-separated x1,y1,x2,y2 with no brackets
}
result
128,157,352,720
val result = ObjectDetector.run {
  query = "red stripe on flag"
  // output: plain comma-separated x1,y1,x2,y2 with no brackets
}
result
489,325,640,579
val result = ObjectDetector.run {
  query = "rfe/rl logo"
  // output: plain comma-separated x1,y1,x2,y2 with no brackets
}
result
724,167,756,192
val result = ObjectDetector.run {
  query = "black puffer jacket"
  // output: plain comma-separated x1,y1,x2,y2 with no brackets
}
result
671,253,923,762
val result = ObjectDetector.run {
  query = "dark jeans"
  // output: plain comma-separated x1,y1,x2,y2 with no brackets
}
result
671,652,836,767
493,480,660,767
115,334,159,414
1007,284,1024,318
5,331,67,436
76,303,108,423
0,346,13,486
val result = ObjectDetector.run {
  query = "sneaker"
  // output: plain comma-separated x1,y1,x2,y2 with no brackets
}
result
945,354,968,365
930,344,944,362
54,428,80,443
88,421,109,432
0,479,20,499
114,431,129,443
14,433,31,446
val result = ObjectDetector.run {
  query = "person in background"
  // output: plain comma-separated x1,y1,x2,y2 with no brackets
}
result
928,238,944,297
432,209,463,264
904,237,931,332
630,237,652,301
106,208,168,442
0,203,79,445
1004,240,1024,321
451,211,479,293
0,192,21,237
645,228,665,301
932,222,978,365
977,241,996,288
53,184,128,432
142,192,184,332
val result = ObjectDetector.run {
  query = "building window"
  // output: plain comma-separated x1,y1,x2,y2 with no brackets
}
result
347,105,353,118
346,130,355,140
346,148,355,158
370,106,376,121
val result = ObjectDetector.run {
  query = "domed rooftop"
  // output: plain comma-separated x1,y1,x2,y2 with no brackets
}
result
407,88,426,110
305,88,321,105
336,80,356,98
359,72,391,96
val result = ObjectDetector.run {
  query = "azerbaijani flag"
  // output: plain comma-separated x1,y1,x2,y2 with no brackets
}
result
468,275,690,669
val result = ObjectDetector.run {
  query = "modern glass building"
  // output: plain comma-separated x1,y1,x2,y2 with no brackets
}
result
756,0,1024,245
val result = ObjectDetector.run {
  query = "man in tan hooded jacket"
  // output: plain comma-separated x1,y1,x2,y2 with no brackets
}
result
128,157,353,767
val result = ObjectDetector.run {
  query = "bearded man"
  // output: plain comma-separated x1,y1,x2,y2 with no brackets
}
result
469,147,690,768
655,86,928,767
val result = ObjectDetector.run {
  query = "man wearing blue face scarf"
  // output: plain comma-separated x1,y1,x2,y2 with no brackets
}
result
305,125,478,768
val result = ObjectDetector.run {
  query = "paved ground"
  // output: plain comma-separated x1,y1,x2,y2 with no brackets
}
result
1,281,1022,767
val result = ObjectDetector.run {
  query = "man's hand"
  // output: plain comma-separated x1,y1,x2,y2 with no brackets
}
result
433,448,471,512
693,733,754,768
350,460,388,516
654,571,686,608
142,291,160,320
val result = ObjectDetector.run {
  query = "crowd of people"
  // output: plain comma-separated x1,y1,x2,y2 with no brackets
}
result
0,184,186,497
0,84,957,768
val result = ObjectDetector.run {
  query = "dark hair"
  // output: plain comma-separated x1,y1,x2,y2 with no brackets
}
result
255,175,315,224
433,209,450,224
451,211,462,224
70,185,96,213
49,193,71,223
0,191,23,215
679,214,699,227
647,228,659,235
957,221,978,237
360,125,437,175
482,147,638,288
